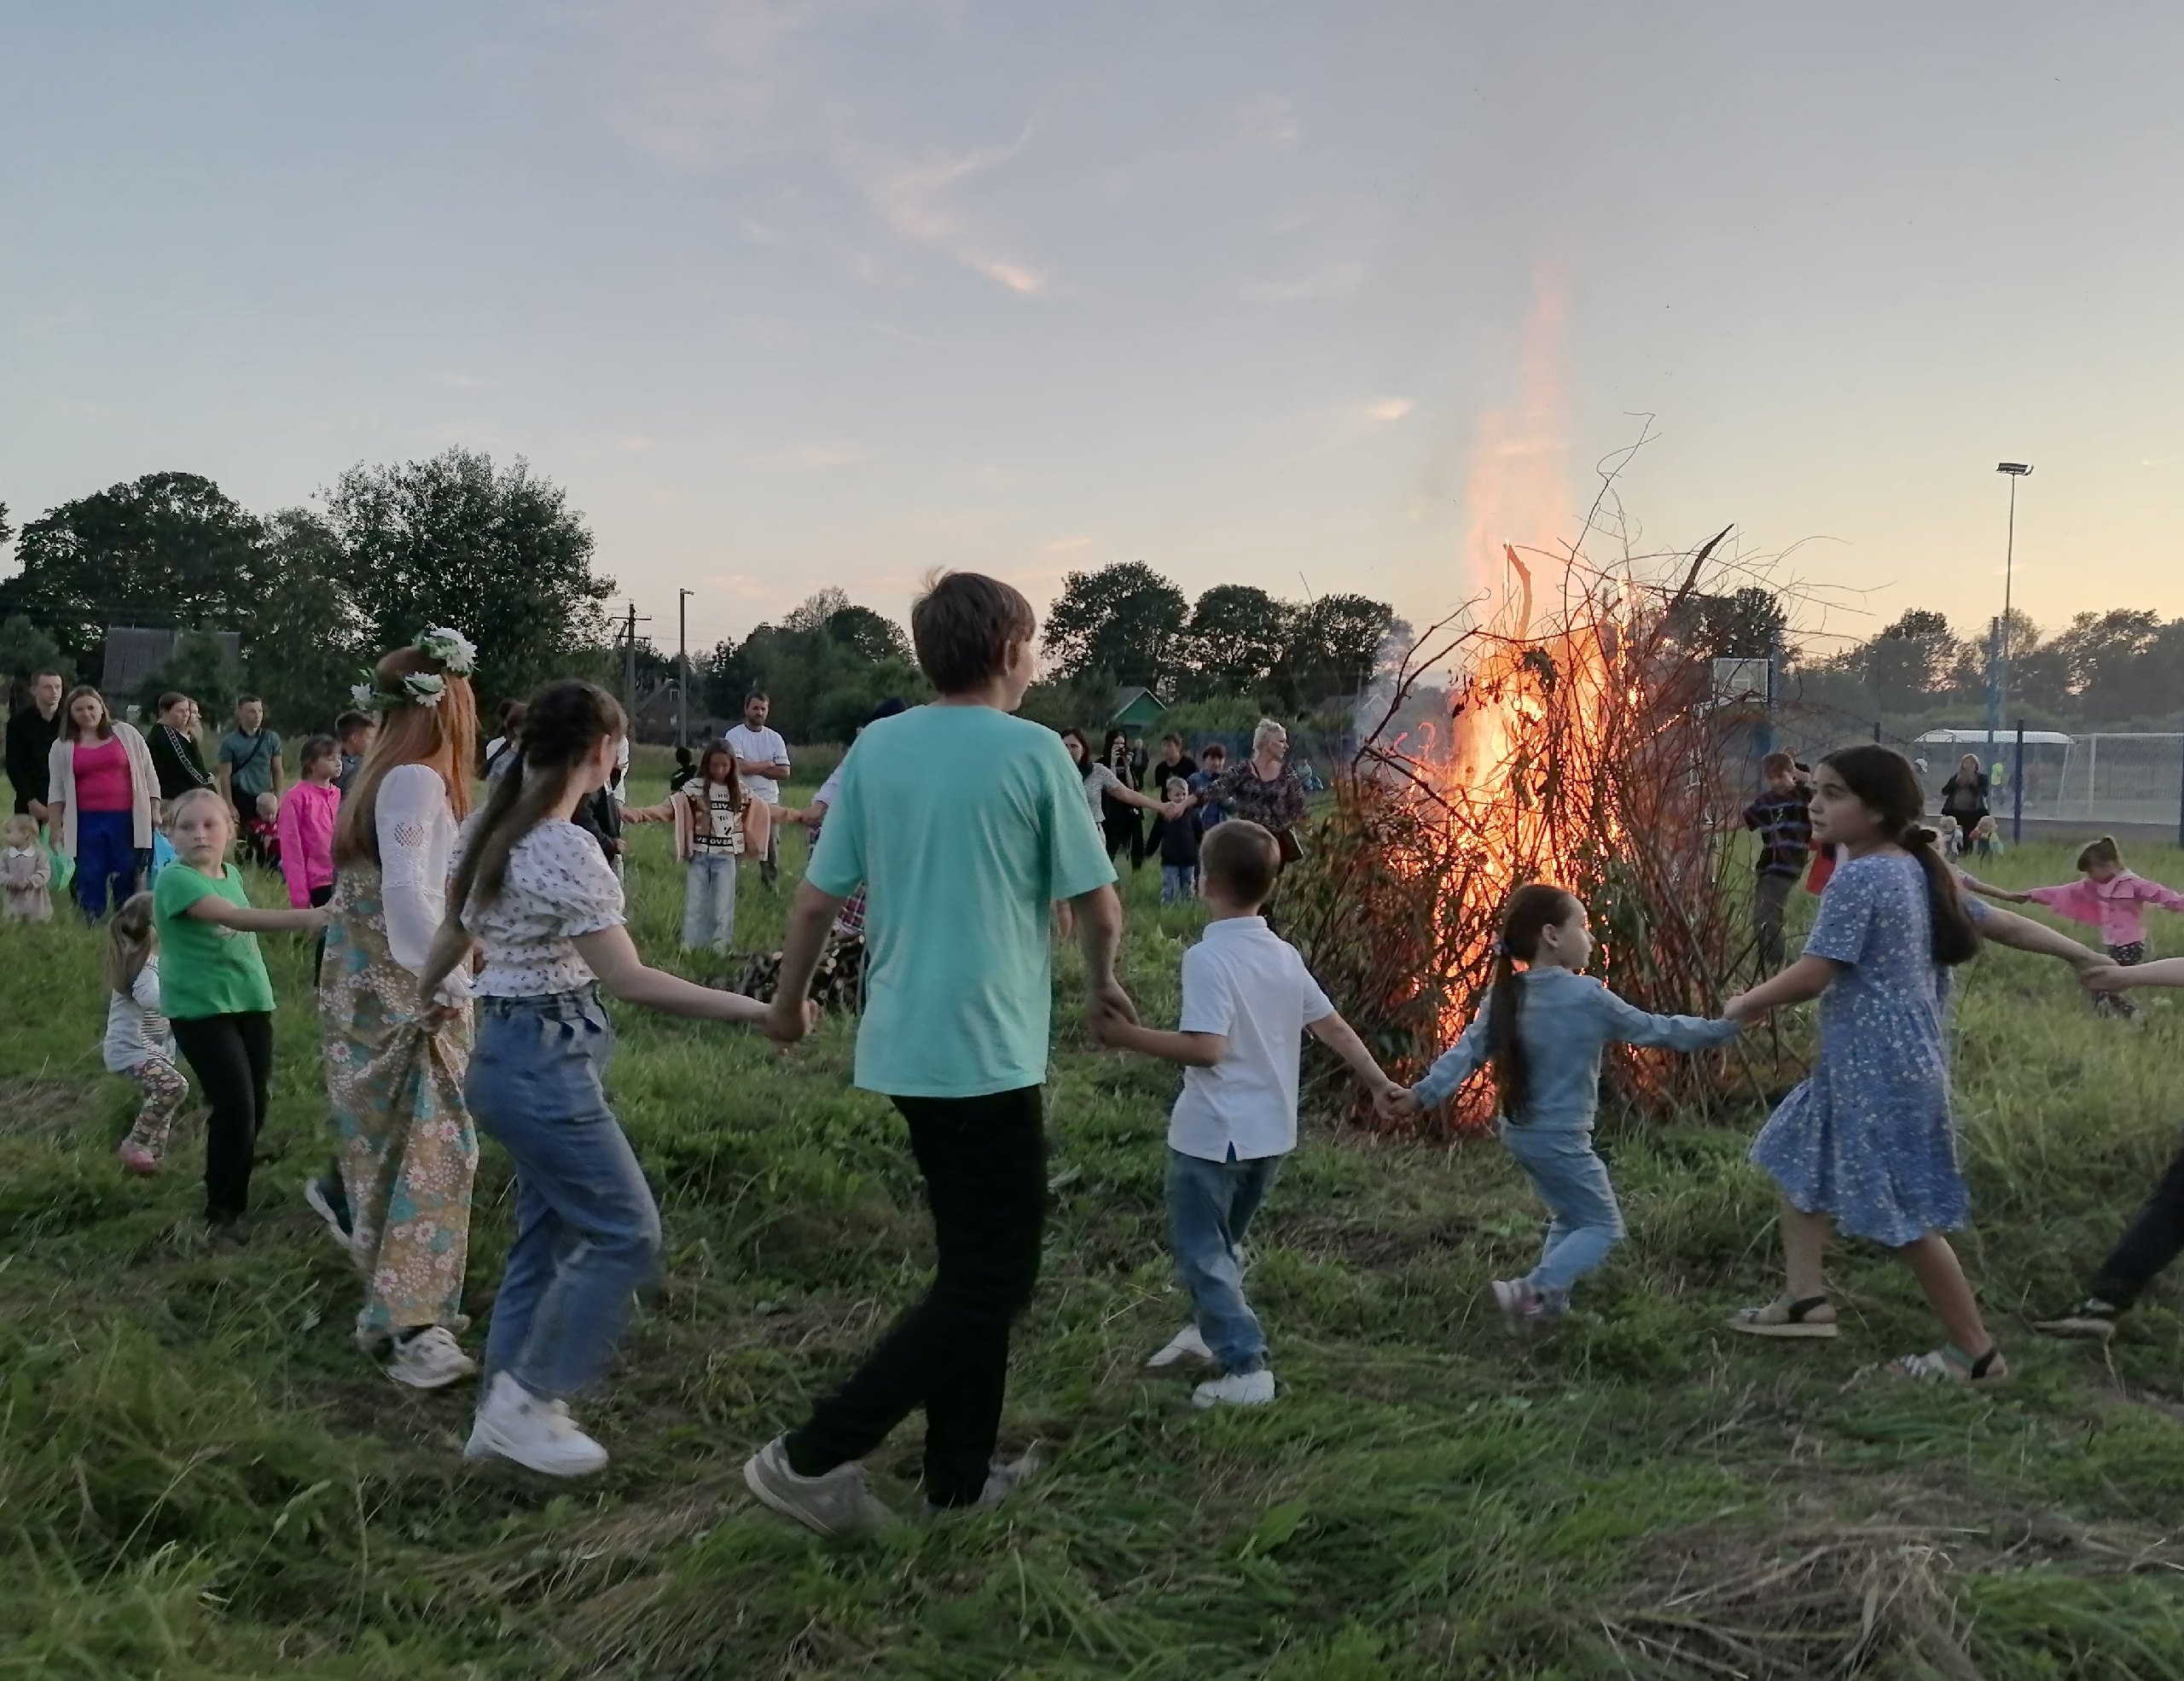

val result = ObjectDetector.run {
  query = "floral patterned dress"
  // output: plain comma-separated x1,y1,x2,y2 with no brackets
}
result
319,768,476,1347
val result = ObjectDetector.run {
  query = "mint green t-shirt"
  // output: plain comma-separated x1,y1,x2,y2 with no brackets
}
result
152,862,277,1019
808,705,1117,1097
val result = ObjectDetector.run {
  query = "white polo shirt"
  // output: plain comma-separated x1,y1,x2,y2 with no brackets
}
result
1169,916,1334,1162
723,723,790,807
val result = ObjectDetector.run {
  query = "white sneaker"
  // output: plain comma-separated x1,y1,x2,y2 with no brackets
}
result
302,1177,352,1253
1192,1369,1276,1409
1146,1323,1215,1370
386,1325,479,1390
462,1372,608,1476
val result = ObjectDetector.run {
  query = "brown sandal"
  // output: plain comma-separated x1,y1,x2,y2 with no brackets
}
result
1725,1294,1839,1340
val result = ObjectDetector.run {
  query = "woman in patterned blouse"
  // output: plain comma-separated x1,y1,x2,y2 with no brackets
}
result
1182,718,1306,842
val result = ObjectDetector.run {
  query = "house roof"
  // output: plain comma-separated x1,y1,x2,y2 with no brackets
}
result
1110,685,1165,719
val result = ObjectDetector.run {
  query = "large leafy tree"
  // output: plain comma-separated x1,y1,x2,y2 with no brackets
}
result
700,592,926,740
3,472,265,670
1276,592,1395,709
1862,608,1957,713
0,614,73,693
1040,562,1189,689
321,448,613,707
1182,584,1292,700
243,509,371,730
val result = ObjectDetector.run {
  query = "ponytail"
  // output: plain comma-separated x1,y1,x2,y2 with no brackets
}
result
104,893,156,994
446,680,625,917
1486,883,1584,1122
1821,744,1981,968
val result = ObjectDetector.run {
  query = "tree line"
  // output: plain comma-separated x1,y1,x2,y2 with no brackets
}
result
1791,607,2184,733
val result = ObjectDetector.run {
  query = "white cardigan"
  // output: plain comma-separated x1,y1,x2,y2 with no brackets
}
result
47,721,160,855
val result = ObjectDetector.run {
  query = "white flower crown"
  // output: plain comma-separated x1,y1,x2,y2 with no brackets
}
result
348,627,477,713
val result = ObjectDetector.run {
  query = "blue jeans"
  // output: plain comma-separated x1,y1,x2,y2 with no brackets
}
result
1168,1148,1284,1374
681,852,738,951
1500,1123,1624,1303
468,990,661,1402
74,808,138,920
1160,865,1198,904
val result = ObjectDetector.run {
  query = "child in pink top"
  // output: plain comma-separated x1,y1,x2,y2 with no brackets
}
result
1965,835,2184,1018
276,736,343,910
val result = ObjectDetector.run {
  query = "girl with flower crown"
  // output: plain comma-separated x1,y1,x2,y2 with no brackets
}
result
311,629,486,1390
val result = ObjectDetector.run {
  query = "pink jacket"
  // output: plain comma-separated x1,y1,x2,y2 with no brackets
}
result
276,780,341,907
2025,872,2184,948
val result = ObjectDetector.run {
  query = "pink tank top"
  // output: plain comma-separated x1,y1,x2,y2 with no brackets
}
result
73,736,133,812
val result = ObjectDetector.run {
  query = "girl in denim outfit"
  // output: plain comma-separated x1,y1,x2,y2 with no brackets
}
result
1386,884,1741,1324
420,680,811,1477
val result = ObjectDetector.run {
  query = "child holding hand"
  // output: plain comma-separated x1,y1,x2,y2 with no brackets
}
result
1095,818,1398,1407
106,892,189,1174
276,735,342,911
1965,835,2184,1018
1384,883,1741,1325
154,788,328,1236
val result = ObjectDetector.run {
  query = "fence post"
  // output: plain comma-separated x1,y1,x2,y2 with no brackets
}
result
2013,720,2025,845
1872,719,1882,743
2176,734,2184,850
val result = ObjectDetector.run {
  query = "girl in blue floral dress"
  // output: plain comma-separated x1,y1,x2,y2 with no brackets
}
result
1722,745,2035,1384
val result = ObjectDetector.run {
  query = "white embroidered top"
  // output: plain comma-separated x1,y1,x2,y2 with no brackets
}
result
375,765,466,999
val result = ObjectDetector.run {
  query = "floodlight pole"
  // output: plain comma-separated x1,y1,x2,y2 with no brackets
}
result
1987,462,2031,769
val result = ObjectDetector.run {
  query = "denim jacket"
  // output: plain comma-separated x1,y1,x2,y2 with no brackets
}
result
1411,967,1740,1131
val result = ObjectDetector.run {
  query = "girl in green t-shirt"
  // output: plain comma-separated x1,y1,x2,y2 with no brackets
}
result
153,788,328,1236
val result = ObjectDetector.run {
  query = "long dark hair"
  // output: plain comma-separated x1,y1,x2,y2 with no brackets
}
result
693,742,741,802
1059,728,1095,777
1485,883,1583,1122
1821,743,1980,966
448,680,625,914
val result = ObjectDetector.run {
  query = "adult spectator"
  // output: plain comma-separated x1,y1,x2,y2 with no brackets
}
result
483,700,526,782
1184,718,1307,865
334,711,377,796
6,667,66,819
1938,753,1989,832
1100,728,1147,869
148,693,217,801
45,685,159,920
217,695,285,833
1060,728,1168,830
724,691,792,887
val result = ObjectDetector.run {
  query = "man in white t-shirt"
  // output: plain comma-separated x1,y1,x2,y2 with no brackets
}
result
723,692,792,886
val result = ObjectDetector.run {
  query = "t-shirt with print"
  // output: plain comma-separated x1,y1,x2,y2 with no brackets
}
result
218,727,283,796
691,782,746,857
723,724,790,808
1167,916,1333,1162
807,705,1117,1097
458,817,627,997
152,862,277,1019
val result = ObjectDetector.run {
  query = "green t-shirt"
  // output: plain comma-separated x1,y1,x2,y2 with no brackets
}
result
808,705,1117,1097
152,862,276,1019
218,727,282,797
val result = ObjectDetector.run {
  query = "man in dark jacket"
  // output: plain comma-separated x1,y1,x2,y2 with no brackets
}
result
4,669,65,818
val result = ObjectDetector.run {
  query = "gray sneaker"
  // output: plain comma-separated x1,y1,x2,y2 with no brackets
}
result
921,1445,1044,1520
742,1436,893,1538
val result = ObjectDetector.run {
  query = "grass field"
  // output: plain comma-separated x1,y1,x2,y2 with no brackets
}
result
7,788,2184,1679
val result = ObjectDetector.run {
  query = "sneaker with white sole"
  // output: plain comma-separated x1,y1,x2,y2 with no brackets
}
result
386,1325,478,1390
921,1445,1045,1519
462,1372,608,1476
1146,1323,1215,1371
302,1177,352,1252
1192,1369,1276,1409
742,1435,893,1538
2032,1297,2121,1342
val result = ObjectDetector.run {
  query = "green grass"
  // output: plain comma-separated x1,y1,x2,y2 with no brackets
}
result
8,809,2184,1678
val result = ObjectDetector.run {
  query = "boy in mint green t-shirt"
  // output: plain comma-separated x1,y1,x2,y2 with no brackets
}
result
743,573,1132,1536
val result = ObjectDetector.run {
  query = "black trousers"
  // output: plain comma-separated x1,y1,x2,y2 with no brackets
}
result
788,1086,1046,1506
171,1011,275,1223
2092,1132,2184,1308
1103,809,1143,870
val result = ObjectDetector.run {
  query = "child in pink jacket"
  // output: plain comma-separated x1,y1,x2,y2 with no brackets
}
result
276,736,343,910
1966,835,2184,1018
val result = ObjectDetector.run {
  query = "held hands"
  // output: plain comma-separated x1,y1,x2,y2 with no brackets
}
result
2080,963,2135,995
1374,1084,1423,1124
1722,991,1767,1027
760,994,823,1044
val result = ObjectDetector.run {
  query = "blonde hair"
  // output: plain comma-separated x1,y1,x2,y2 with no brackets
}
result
3,813,37,846
1251,718,1287,754
105,893,157,993
165,787,232,837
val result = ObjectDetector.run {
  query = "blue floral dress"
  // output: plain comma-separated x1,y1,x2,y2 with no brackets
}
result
1750,852,1969,1246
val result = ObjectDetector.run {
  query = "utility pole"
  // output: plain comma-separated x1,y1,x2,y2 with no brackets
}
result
677,588,694,750
619,602,652,726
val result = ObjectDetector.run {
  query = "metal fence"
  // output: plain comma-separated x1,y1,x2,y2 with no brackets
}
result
2013,733,2184,829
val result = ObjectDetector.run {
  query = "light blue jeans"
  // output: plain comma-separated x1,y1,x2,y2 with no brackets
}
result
1168,1148,1284,1374
681,852,739,952
1499,1122,1624,1305
468,990,662,1402
1160,865,1198,904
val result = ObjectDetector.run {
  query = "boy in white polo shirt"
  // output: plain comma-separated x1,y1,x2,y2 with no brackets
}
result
1094,819,1399,1406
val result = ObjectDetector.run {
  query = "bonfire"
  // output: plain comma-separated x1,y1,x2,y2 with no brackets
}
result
1289,525,1769,1133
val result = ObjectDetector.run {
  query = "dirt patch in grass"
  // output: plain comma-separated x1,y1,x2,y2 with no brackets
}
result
0,1076,104,1143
